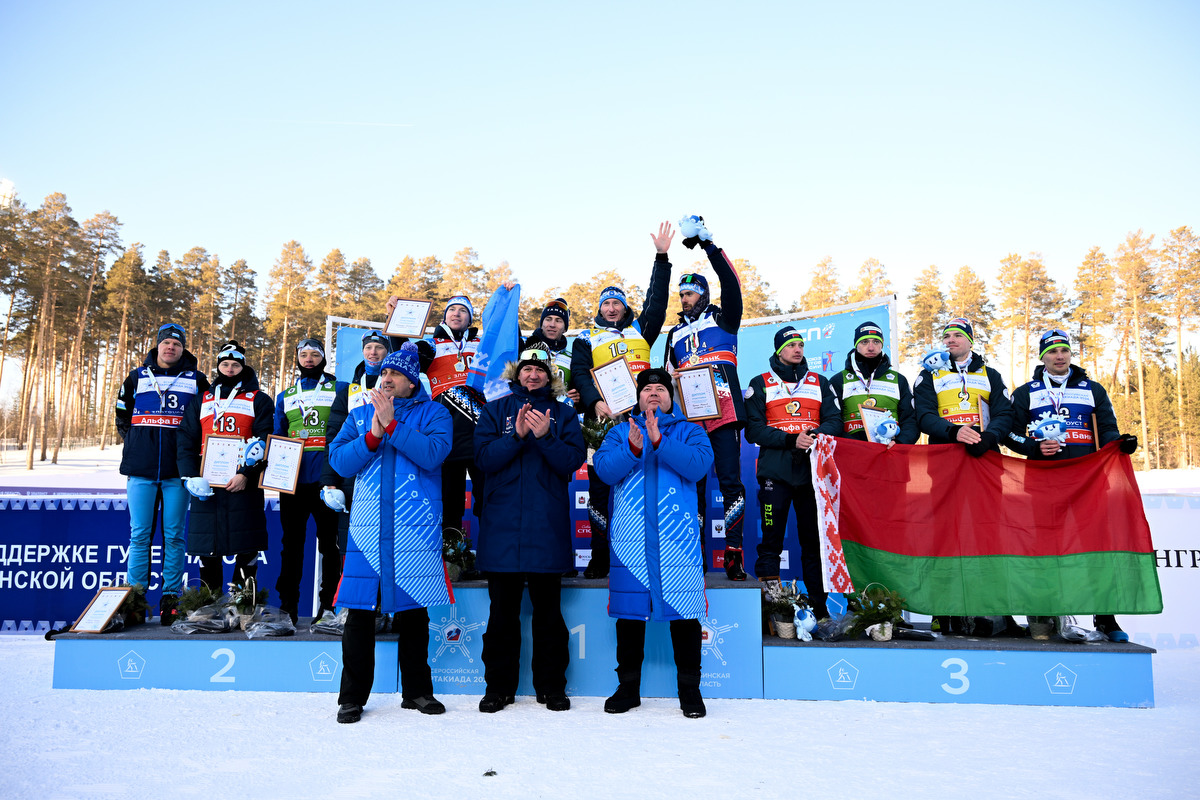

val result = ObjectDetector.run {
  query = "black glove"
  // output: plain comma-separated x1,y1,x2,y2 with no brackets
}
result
965,431,996,458
1118,433,1138,454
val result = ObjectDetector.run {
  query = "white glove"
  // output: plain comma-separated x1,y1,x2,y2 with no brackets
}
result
321,486,348,513
243,437,266,467
184,477,213,500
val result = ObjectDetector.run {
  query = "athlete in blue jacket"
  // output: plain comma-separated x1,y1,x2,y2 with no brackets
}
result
327,344,453,724
593,368,714,718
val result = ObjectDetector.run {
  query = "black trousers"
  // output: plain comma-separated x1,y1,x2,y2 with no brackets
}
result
441,458,482,541
696,425,746,549
275,482,341,610
586,463,612,567
198,552,258,594
613,617,702,687
754,476,828,618
481,572,569,696
339,607,433,705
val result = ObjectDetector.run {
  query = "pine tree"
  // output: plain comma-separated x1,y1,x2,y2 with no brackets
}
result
946,266,995,350
387,255,442,304
345,257,384,320
99,243,147,447
312,248,351,325
797,256,844,312
1069,247,1114,374
1159,225,1199,466
846,258,893,303
734,258,780,319
1114,230,1162,470
996,253,1058,383
903,265,947,359
264,240,314,391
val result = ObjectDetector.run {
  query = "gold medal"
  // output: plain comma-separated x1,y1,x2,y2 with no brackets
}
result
454,360,466,372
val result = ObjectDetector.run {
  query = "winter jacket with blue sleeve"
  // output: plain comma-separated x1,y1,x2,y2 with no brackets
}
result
474,366,586,573
593,405,714,622
327,382,454,614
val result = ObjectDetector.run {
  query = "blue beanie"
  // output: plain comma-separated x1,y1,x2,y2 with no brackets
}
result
157,323,186,349
381,343,421,386
598,286,629,310
678,273,709,295
444,295,474,325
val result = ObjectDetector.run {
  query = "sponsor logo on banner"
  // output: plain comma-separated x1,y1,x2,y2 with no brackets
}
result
713,491,723,504
780,550,790,569
710,519,726,539
575,491,589,509
821,351,835,371
575,549,590,567
574,465,589,481
712,550,725,569
827,658,859,690
575,520,591,539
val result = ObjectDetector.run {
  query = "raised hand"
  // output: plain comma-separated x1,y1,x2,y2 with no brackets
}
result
645,408,661,447
628,420,644,452
370,388,394,435
527,408,551,439
515,403,532,437
650,221,674,254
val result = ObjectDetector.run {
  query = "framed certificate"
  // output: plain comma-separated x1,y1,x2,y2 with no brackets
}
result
383,298,434,338
675,366,721,421
591,358,638,415
860,406,894,444
259,435,305,494
71,586,132,633
201,435,244,488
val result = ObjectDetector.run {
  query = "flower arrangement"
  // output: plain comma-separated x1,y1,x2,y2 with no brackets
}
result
229,577,267,615
844,583,906,640
442,527,476,582
581,417,619,451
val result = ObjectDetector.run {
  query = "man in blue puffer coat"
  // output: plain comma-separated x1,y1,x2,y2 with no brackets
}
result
593,368,714,718
473,344,586,713
327,344,454,724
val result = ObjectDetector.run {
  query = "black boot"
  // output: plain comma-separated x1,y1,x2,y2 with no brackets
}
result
724,548,747,581
678,680,706,719
159,594,180,627
583,554,609,579
1094,614,1129,642
670,619,704,717
606,619,645,713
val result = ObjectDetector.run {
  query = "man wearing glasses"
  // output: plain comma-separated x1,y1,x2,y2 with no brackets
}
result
473,344,587,712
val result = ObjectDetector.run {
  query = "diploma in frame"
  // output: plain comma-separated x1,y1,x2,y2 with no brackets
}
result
675,366,721,421
201,435,244,488
591,358,639,416
383,298,434,339
258,435,305,494
71,586,133,633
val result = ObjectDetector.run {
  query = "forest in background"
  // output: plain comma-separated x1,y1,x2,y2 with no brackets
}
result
1,191,1196,471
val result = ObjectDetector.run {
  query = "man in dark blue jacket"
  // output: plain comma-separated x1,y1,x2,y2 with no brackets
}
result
114,323,209,624
473,345,587,713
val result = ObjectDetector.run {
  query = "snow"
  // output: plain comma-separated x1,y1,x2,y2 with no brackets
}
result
4,447,1199,798
0,638,1197,799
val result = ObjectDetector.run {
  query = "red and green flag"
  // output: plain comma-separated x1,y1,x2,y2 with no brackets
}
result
811,436,1163,616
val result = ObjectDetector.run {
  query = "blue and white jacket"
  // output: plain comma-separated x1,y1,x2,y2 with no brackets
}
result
593,405,714,622
327,383,454,614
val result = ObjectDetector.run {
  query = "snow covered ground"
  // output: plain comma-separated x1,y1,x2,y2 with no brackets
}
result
3,446,1198,799
0,638,1197,799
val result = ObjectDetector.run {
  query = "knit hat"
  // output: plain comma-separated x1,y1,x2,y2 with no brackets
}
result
216,340,246,366
942,317,974,344
1039,329,1072,359
854,321,884,346
444,295,474,325
157,323,186,348
540,298,570,327
678,273,709,296
774,326,804,354
636,367,674,404
361,330,391,351
516,344,554,380
598,286,629,311
381,343,421,386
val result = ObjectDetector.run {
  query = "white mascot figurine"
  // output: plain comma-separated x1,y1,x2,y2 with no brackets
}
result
921,347,951,373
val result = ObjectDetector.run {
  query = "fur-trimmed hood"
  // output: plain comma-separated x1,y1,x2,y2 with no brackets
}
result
501,360,567,398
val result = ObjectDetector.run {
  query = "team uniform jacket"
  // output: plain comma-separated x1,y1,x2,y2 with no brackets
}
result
420,324,486,461
327,382,454,614
473,366,586,573
663,242,745,430
744,355,842,485
913,352,1014,447
828,351,919,444
1005,364,1121,460
593,405,714,622
115,348,210,480
273,372,344,485
176,367,274,558
570,253,672,415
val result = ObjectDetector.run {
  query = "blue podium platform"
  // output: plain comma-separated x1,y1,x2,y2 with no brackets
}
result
51,577,1155,708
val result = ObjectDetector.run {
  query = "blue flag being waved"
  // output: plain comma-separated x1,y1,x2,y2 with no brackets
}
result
467,284,522,401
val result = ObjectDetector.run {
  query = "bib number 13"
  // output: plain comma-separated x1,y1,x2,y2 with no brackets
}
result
940,657,969,695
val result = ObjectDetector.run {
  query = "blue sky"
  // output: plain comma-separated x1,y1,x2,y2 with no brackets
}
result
2,1,1197,311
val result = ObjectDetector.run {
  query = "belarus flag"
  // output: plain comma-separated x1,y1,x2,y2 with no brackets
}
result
810,435,1163,617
